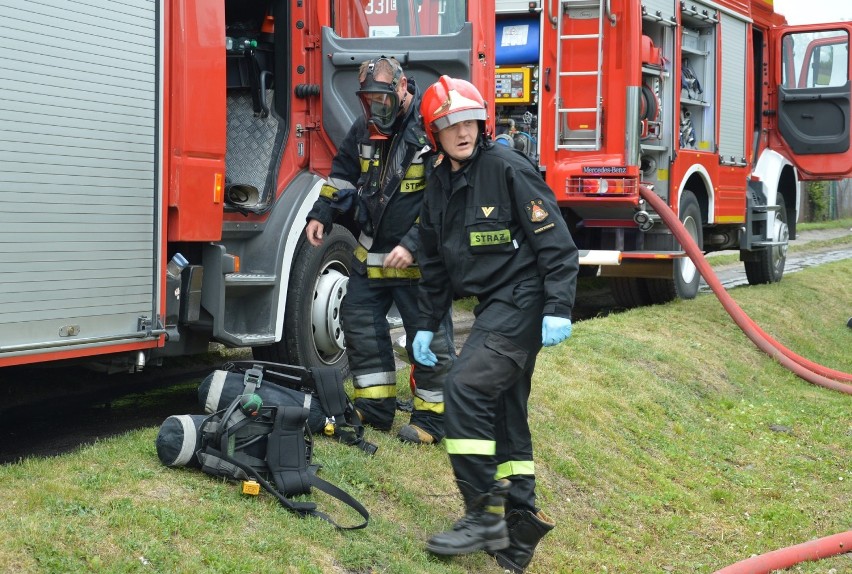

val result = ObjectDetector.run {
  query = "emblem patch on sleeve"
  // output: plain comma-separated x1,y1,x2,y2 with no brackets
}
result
525,200,549,223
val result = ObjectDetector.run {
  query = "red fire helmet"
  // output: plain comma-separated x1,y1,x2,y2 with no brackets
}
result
420,75,488,149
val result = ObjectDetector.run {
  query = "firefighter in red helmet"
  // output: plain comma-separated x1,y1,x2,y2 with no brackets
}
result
413,76,579,572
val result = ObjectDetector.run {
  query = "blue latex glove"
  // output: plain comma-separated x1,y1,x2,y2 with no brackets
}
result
412,330,437,367
330,187,356,213
542,316,572,347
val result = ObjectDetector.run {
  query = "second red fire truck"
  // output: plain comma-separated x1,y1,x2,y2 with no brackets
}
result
490,0,852,306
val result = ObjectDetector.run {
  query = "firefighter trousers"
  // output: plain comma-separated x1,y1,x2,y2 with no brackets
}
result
444,276,544,511
342,270,454,439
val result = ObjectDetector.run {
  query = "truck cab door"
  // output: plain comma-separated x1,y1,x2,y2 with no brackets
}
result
319,0,494,151
771,23,852,179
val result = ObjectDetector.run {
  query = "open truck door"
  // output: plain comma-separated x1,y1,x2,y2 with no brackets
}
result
772,23,852,179
318,0,494,150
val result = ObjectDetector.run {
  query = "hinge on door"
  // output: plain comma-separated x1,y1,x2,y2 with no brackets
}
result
305,34,320,49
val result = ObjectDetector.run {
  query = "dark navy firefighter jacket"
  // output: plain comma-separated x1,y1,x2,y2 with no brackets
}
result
306,81,431,283
417,140,579,331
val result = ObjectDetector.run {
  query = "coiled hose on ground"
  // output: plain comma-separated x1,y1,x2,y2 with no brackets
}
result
638,186,852,573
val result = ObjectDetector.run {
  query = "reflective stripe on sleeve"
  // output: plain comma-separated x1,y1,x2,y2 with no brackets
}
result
354,244,369,263
319,183,338,199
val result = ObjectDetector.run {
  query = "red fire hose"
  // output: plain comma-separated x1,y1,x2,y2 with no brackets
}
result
638,186,852,395
638,187,852,573
711,531,852,574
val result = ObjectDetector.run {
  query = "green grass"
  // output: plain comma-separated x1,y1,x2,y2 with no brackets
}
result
798,217,852,232
1,260,850,574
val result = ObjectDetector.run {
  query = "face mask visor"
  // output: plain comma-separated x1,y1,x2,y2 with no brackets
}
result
357,78,402,138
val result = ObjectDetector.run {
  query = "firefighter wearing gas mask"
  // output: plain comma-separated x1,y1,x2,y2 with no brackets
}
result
305,58,454,445
412,76,579,572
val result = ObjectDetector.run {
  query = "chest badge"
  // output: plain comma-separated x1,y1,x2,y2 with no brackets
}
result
481,206,495,218
526,200,549,223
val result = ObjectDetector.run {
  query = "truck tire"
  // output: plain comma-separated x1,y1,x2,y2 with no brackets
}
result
609,277,652,308
643,189,702,302
743,199,788,285
253,226,355,377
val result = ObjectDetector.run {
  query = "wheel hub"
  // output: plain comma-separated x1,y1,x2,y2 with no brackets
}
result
311,269,348,358
771,216,789,271
679,214,699,283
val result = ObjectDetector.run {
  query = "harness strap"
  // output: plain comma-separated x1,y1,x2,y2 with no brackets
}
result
310,367,349,420
310,366,378,455
267,405,313,497
242,365,264,395
212,396,370,529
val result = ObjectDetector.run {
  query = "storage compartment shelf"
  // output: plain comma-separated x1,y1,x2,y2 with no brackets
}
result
642,65,669,77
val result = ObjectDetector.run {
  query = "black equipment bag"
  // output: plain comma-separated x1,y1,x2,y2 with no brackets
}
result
199,361,377,455
156,395,370,530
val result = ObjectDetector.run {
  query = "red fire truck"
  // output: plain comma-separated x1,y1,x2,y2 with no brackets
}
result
491,0,852,306
0,0,493,372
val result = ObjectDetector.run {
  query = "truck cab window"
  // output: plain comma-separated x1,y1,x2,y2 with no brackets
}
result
783,30,849,89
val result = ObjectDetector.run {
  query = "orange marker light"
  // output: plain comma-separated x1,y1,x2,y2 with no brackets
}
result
214,172,224,204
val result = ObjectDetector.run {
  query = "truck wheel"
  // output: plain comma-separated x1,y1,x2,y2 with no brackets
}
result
253,226,354,376
673,190,702,299
609,277,652,308
643,189,702,302
640,277,676,305
744,200,788,285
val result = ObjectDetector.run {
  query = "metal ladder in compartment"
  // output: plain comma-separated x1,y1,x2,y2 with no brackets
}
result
555,0,605,150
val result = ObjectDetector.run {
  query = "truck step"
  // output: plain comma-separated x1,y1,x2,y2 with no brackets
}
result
229,333,277,345
749,240,787,247
225,273,277,287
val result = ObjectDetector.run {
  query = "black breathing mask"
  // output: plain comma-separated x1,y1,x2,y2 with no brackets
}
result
357,58,405,139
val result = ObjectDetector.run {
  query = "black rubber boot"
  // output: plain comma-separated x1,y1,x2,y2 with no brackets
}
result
426,480,511,556
493,509,555,573
353,399,394,432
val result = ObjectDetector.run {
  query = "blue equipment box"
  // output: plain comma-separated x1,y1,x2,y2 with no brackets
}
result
496,18,540,65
